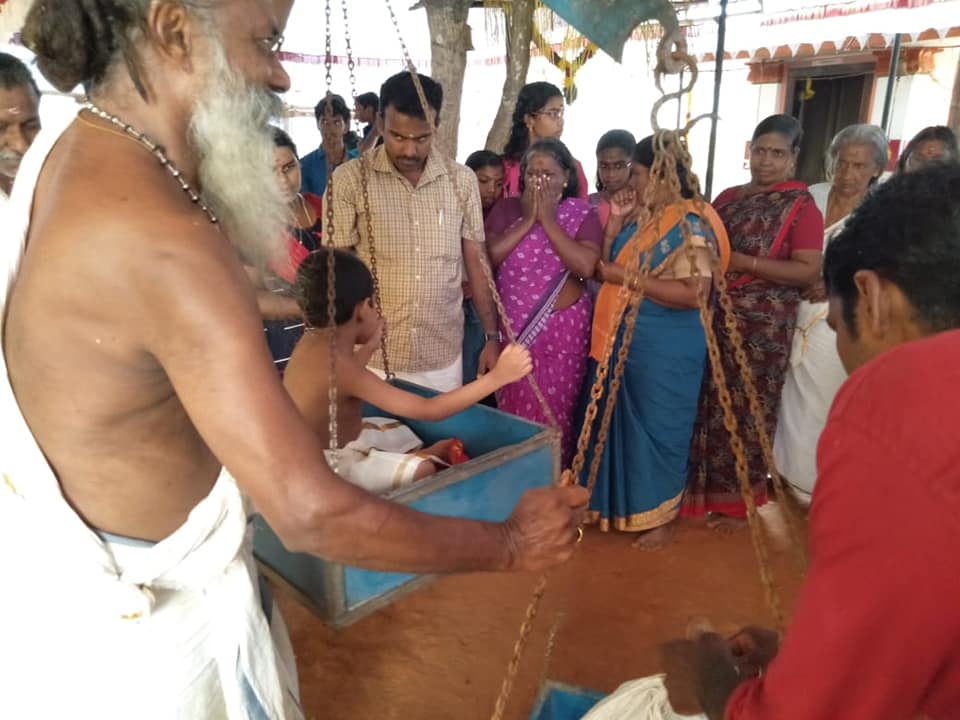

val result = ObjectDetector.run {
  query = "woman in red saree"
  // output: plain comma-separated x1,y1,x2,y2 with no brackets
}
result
683,115,824,529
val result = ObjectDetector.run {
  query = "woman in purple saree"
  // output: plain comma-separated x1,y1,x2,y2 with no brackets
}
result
485,138,602,464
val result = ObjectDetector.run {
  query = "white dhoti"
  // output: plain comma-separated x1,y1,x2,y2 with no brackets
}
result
327,416,433,494
0,111,301,719
773,185,850,504
774,300,847,503
370,351,464,392
582,675,707,720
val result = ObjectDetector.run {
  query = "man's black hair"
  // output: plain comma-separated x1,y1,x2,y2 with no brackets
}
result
355,91,379,111
824,163,960,336
0,52,40,98
379,71,443,125
296,249,374,327
314,94,351,125
465,150,503,172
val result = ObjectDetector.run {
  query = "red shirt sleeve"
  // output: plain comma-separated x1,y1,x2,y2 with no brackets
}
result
725,352,960,719
787,196,824,252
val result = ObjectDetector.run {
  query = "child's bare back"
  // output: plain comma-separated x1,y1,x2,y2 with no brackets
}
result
283,330,366,449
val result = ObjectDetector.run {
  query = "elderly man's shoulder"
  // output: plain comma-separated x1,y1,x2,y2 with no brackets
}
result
60,175,226,274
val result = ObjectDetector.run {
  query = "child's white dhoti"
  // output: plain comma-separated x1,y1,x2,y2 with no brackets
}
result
327,417,431,494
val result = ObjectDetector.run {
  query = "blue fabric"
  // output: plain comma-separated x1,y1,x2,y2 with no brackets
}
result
581,217,708,530
299,146,360,197
541,0,670,62
462,299,497,407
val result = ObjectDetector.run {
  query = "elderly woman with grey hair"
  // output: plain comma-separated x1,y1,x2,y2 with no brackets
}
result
774,123,888,503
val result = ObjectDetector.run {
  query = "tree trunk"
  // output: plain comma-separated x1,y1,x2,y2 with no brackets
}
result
949,53,960,138
484,0,536,153
424,0,474,159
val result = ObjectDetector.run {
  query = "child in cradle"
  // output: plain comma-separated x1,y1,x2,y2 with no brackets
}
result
283,249,532,494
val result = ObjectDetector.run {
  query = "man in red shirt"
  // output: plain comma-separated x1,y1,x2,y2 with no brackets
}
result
677,162,960,718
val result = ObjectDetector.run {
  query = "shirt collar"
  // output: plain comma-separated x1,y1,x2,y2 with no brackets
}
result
370,145,446,188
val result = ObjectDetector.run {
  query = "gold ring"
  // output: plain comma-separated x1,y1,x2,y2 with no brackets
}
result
575,527,584,544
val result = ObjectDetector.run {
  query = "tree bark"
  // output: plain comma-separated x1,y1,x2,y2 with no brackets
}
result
484,0,536,153
424,0,474,159
949,53,960,138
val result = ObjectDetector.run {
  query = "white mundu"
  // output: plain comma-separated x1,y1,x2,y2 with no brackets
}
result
0,112,302,719
582,675,707,720
773,182,848,503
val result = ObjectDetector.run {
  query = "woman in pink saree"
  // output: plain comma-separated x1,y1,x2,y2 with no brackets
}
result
485,138,603,464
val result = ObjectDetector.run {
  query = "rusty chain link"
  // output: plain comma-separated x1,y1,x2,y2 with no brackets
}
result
365,6,804,718
322,0,339,469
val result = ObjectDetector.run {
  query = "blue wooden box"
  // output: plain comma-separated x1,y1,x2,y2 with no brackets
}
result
253,380,560,628
529,681,606,720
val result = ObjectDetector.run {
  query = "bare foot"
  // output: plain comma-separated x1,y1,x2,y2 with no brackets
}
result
412,458,439,481
706,513,747,534
420,438,458,464
631,524,674,551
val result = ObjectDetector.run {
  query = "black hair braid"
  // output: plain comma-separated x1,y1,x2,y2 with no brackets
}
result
503,82,562,161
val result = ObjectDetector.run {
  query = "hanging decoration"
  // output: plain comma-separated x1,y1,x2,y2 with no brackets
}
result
529,19,597,103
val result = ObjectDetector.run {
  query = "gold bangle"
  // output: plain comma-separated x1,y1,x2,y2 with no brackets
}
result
752,256,759,273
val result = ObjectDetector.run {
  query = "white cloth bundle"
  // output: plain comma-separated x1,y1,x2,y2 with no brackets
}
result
582,675,708,720
327,416,427,493
0,110,301,719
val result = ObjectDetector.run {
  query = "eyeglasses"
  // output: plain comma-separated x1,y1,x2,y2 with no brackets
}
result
256,33,285,55
535,109,564,120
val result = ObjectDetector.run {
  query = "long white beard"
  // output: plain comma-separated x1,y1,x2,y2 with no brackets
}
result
189,40,289,269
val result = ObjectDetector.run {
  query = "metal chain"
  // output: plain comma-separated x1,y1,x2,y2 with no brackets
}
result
326,0,394,380
322,0,339,468
323,0,334,90
376,6,800,718
359,153,392,377
341,0,358,106
711,243,808,571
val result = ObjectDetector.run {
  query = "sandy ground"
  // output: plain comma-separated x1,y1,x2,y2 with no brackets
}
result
279,503,807,720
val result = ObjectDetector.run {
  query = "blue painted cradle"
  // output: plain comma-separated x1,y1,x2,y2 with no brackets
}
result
253,380,560,628
529,681,606,720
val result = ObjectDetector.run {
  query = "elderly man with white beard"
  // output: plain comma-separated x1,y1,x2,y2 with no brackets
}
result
0,52,41,206
0,2,589,718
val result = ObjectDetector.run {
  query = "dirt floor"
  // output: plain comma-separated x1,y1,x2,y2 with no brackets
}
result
279,503,807,720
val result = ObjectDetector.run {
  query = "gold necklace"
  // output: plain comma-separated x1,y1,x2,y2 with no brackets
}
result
83,102,218,225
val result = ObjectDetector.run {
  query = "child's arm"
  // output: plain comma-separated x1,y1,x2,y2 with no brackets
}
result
345,344,532,422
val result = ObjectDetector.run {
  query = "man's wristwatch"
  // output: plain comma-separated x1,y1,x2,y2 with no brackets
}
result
484,332,501,343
